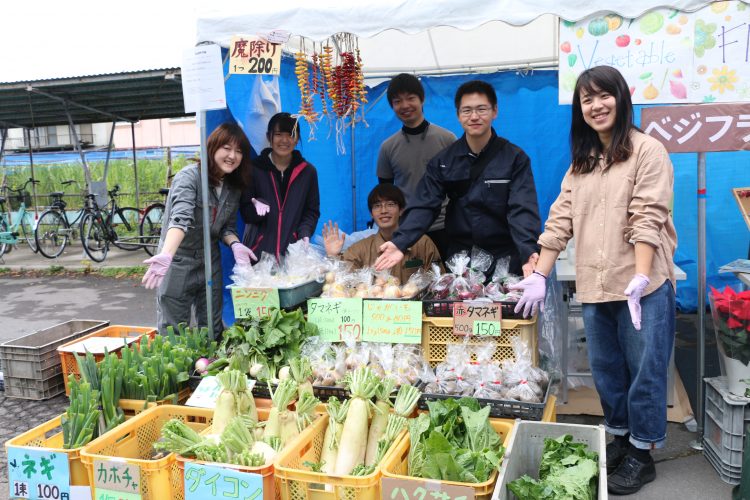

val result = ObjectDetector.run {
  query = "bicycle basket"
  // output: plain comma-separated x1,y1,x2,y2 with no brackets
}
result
9,191,32,210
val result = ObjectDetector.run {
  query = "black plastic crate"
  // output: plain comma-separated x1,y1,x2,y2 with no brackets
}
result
417,380,552,420
423,298,521,319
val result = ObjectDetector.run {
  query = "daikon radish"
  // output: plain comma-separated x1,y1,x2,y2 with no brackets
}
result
334,368,381,475
263,379,297,442
321,398,350,474
365,378,395,465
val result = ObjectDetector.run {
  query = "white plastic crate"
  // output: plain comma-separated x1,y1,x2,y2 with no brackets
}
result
493,421,608,500
702,376,750,478
703,437,742,485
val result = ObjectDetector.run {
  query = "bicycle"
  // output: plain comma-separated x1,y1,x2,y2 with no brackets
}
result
79,184,141,262
139,187,169,256
0,178,40,257
35,180,89,259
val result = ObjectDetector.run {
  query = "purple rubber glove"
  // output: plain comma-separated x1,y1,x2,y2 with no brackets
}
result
509,271,547,318
142,253,173,289
252,198,270,216
624,273,650,331
231,241,257,264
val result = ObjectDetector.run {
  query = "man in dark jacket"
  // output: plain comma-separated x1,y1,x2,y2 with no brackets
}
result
240,113,320,260
375,80,541,276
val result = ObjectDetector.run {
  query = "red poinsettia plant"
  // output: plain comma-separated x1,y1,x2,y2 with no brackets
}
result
710,286,750,365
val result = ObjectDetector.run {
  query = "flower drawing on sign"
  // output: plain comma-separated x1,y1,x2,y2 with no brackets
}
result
693,20,717,57
707,65,739,94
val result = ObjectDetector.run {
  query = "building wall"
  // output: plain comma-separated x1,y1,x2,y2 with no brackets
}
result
113,118,199,148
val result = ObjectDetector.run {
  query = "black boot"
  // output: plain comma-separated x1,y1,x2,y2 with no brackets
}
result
606,435,630,474
608,448,656,495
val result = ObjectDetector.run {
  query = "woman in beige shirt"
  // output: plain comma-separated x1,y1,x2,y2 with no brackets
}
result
511,66,677,496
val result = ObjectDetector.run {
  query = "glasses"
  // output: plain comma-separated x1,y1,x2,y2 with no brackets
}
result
459,106,493,117
372,201,399,211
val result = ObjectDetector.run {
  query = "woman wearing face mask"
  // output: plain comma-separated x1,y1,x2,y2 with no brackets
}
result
142,122,256,336
511,66,677,495
240,112,320,260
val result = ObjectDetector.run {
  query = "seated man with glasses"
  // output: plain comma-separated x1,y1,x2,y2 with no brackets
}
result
322,184,442,283
375,80,542,278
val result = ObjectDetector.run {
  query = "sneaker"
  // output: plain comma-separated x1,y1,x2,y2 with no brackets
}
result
606,439,629,474
608,454,656,495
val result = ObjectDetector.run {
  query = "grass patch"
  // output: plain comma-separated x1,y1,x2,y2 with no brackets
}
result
98,266,148,279
0,267,10,274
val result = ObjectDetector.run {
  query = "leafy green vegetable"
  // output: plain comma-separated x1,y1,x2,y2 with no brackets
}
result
407,397,504,483
507,434,599,500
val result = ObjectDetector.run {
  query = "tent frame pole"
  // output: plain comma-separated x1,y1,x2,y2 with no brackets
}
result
198,111,214,340
691,152,707,449
131,123,140,209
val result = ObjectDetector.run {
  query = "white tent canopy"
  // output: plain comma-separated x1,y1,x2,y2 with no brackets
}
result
197,0,725,76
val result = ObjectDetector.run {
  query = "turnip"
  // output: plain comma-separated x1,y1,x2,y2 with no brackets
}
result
334,368,381,475
290,358,314,401
195,358,210,374
365,378,395,465
278,366,291,381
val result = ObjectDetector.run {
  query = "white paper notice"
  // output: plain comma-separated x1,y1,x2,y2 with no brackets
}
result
185,376,257,409
58,336,140,354
182,44,227,113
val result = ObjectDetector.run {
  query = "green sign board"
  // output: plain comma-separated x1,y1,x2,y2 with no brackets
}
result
231,287,280,319
362,300,422,343
307,298,363,341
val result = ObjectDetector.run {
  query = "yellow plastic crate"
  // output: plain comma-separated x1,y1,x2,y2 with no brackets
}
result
5,414,90,487
118,386,192,418
381,419,514,500
421,315,538,367
57,325,158,395
274,415,404,500
80,405,214,500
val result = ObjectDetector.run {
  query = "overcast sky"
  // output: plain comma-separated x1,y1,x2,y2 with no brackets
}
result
1,0,200,82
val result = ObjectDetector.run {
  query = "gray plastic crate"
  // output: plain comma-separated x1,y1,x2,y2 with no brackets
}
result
278,280,324,308
4,373,66,400
494,421,608,500
0,320,108,381
703,436,742,485
702,376,750,471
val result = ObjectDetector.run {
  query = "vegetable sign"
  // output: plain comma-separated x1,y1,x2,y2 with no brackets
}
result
381,477,475,500
231,287,280,319
453,303,502,336
93,460,141,500
183,462,263,500
229,35,282,75
307,298,363,342
559,1,750,104
7,447,70,500
362,300,422,343
185,376,256,409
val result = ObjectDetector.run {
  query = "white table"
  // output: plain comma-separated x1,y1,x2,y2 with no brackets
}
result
555,258,687,405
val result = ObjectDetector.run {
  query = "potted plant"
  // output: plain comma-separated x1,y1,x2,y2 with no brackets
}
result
710,286,750,396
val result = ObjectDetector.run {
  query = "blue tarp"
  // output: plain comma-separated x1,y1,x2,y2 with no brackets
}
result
212,55,750,316
2,147,199,167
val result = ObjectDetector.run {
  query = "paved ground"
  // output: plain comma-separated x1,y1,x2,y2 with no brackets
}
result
0,243,740,499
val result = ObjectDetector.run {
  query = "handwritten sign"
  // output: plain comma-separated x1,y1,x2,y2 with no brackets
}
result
381,477,475,500
231,287,280,319
184,462,263,500
362,300,421,343
453,302,502,336
559,1,750,104
229,35,282,75
93,460,140,499
185,376,256,409
307,298,363,341
8,447,70,500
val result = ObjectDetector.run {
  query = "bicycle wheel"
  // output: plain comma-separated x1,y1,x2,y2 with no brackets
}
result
81,213,108,262
111,207,142,251
0,217,8,257
20,212,38,253
140,203,165,256
36,210,69,258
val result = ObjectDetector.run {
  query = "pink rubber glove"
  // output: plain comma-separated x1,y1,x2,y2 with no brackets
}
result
252,198,270,216
509,271,547,318
302,236,309,249
624,273,650,331
231,241,257,264
142,253,173,289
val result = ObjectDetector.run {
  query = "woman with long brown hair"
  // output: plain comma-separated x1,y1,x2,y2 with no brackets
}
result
142,122,256,336
511,66,677,495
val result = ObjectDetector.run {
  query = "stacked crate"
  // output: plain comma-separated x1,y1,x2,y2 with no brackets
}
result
703,376,750,484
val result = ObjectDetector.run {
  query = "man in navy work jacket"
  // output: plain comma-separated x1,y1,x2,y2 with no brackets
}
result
375,80,541,277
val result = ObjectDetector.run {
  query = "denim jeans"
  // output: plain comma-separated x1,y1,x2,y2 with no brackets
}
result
582,280,675,449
